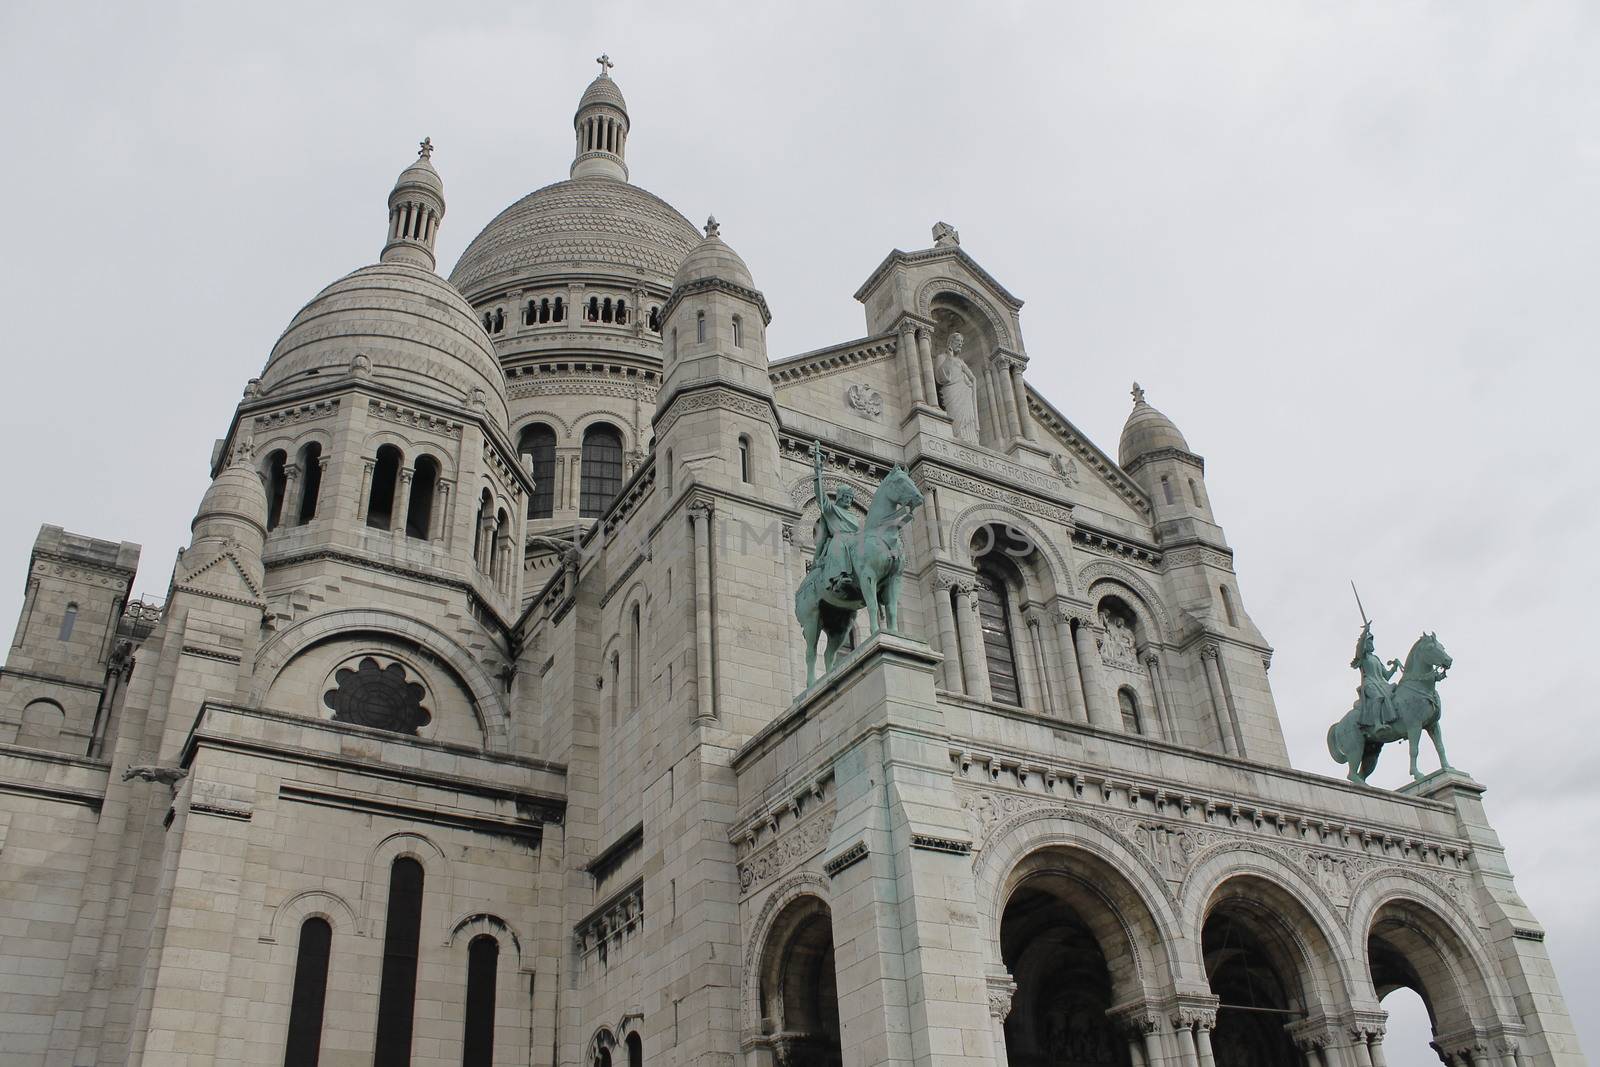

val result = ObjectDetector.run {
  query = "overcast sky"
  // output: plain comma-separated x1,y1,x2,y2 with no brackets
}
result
1,2,1595,1061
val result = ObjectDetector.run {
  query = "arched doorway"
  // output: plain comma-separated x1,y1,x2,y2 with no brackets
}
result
996,844,1172,1067
758,896,841,1067
1365,897,1491,1064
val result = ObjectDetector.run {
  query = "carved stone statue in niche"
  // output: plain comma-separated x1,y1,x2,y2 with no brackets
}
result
936,331,980,444
1099,611,1137,668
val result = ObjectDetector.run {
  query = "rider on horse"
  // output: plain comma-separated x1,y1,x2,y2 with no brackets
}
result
812,443,858,592
1351,622,1401,738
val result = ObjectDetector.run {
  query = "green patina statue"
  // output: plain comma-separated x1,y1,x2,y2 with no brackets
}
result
1328,622,1454,784
796,441,924,687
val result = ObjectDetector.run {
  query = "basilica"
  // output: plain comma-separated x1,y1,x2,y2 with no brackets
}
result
0,60,1582,1067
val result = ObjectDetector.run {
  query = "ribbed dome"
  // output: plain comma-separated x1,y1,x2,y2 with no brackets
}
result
193,456,267,539
259,261,509,429
1118,386,1191,467
672,229,755,291
448,178,700,300
577,74,627,115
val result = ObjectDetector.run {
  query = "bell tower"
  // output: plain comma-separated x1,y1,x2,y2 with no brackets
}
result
571,53,629,181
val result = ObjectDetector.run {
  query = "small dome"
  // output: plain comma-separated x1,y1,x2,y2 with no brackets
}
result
577,73,627,116
193,454,268,538
671,219,755,291
393,154,443,198
259,261,509,429
1118,383,1191,467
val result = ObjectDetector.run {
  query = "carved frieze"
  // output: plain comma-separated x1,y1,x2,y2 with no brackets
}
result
916,465,1073,527
737,805,836,894
367,399,462,438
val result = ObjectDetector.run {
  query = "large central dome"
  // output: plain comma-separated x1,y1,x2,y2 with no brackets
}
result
448,177,700,302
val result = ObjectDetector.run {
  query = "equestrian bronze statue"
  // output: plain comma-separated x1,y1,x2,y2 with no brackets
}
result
1327,621,1453,784
795,442,924,687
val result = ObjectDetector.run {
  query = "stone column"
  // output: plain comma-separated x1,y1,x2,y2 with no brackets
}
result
1008,361,1036,441
689,501,716,724
1196,1018,1218,1067
1349,1029,1375,1067
1054,611,1088,722
393,467,414,533
1007,595,1039,708
1200,644,1238,755
356,458,375,524
953,584,991,702
430,479,452,543
899,322,925,407
1173,1023,1201,1067
985,974,1016,1067
916,328,938,410
1024,609,1056,715
1074,622,1114,728
932,578,962,692
478,513,496,574
281,462,302,526
1141,652,1170,741
1367,1033,1388,1067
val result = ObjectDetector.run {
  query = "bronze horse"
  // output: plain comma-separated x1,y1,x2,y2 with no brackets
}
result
1328,632,1453,783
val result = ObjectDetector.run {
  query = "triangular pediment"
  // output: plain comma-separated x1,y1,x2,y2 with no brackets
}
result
1026,387,1153,525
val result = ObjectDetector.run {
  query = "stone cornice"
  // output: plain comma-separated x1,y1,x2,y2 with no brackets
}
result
852,245,1025,310
660,275,773,325
767,334,898,385
1124,445,1205,477
1025,387,1152,516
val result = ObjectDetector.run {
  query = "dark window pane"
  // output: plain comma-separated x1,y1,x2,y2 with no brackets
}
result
977,570,1021,706
520,425,557,519
579,426,624,518
374,858,424,1065
462,935,498,1066
284,917,332,1067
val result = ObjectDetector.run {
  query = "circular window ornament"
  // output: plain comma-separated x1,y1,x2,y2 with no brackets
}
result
322,655,432,735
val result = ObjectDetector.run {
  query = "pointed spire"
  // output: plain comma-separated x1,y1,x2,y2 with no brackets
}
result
572,56,630,181
381,138,446,269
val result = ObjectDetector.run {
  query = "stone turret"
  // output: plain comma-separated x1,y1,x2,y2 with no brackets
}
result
571,53,629,181
381,138,445,270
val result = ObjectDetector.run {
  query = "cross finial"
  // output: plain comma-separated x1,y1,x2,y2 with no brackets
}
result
1131,381,1146,404
704,215,720,238
418,136,433,160
596,53,614,77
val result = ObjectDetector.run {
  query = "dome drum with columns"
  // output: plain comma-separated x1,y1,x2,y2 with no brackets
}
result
0,58,1579,1067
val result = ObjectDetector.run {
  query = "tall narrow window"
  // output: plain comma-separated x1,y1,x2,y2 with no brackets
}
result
283,917,332,1067
374,857,424,1065
629,604,642,712
731,315,742,348
579,424,624,518
523,301,535,326
58,602,78,641
664,450,674,495
1160,476,1175,505
492,309,504,333
367,446,403,530
616,299,627,324
1220,585,1239,628
461,935,498,1067
648,307,660,332
602,297,613,323
474,490,493,570
588,296,600,322
1118,687,1143,734
554,297,565,322
265,449,289,531
540,297,550,323
976,566,1022,707
406,455,440,539
738,435,751,483
298,443,323,525
626,1033,642,1067
695,310,706,343
492,509,509,583
520,424,557,519
1189,477,1206,508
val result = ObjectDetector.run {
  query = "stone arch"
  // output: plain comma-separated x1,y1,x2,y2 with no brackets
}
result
587,1025,619,1067
250,607,511,750
264,887,362,943
571,410,633,448
946,503,1073,599
1079,560,1174,641
741,871,831,1035
252,427,334,468
361,426,429,461
916,278,1014,349
448,911,526,971
973,805,1185,994
362,830,453,946
1350,872,1514,1036
514,411,571,441
1183,846,1357,1010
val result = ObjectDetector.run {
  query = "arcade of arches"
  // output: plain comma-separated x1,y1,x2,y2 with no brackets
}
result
749,849,1527,1067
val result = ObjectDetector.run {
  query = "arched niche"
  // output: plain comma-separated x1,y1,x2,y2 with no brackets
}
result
928,290,1009,450
755,894,842,1067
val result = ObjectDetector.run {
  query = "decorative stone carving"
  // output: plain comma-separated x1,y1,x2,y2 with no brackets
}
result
1098,611,1139,670
934,332,980,444
322,656,432,735
1050,452,1079,487
736,806,836,894
844,383,884,419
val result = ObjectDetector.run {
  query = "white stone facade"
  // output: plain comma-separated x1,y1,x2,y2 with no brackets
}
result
0,63,1583,1067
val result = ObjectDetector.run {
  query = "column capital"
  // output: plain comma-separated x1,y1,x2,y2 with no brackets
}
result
1287,1018,1337,1053
686,495,715,518
1142,650,1162,669
1167,992,1221,1032
1108,1002,1161,1038
985,974,1017,1021
1200,642,1221,661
